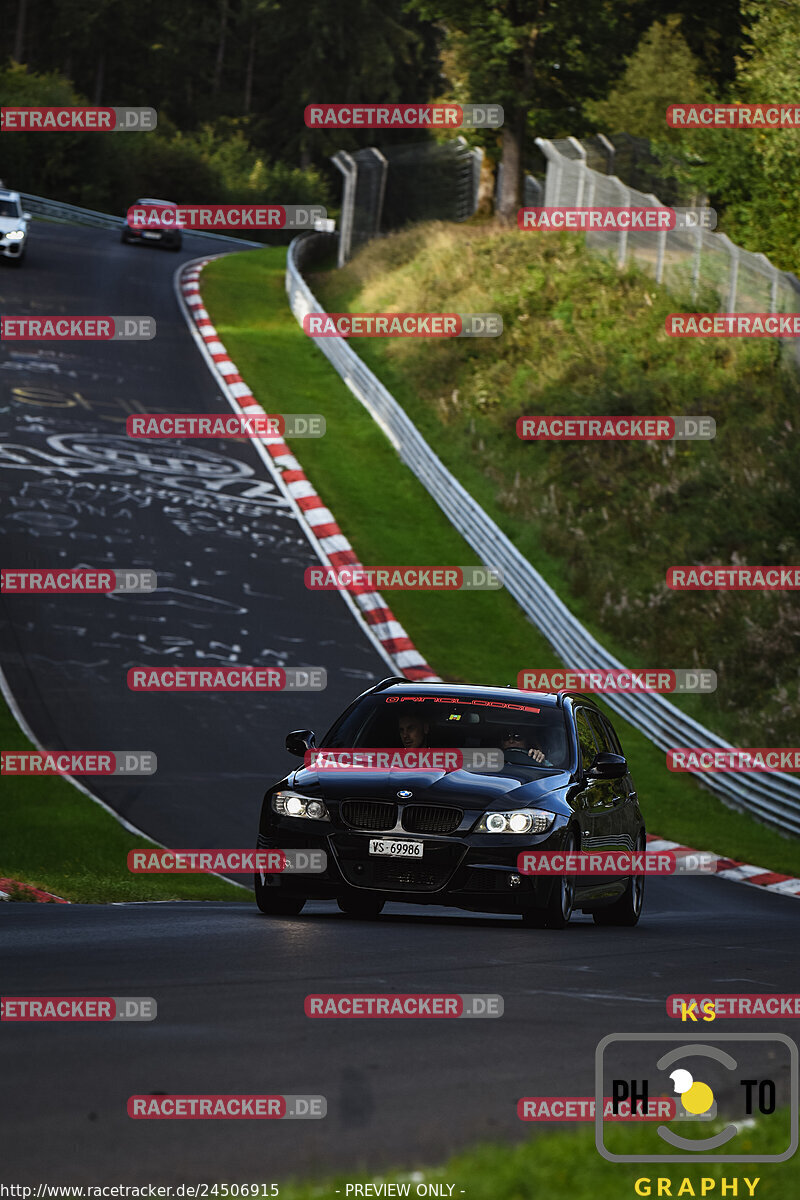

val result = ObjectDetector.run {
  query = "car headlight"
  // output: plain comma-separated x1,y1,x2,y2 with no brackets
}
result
5,230,25,241
272,790,330,821
475,808,555,834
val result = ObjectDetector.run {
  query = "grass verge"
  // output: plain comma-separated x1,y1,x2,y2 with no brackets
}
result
0,687,243,903
273,1110,795,1199
199,247,800,876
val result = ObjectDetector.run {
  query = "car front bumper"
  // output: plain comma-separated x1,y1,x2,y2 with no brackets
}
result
0,237,26,258
257,816,572,913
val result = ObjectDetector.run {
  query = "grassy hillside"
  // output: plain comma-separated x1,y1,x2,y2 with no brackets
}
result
311,222,800,748
199,250,800,872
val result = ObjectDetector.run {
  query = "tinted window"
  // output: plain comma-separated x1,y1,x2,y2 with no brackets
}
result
575,710,599,772
586,710,612,753
322,693,571,769
601,714,623,754
0,200,21,218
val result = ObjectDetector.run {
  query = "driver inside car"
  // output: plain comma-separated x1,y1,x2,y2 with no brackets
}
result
499,728,554,766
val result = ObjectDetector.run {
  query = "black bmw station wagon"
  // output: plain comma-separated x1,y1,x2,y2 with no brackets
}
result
255,678,645,928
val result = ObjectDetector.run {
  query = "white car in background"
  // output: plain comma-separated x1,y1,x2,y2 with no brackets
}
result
0,189,30,266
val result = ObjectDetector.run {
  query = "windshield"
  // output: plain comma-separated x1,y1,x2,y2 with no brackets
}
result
0,200,21,218
322,693,571,770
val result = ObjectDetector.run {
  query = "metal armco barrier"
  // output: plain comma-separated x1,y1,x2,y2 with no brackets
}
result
286,231,800,836
21,193,264,248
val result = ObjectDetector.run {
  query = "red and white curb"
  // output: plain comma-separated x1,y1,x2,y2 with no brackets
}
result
646,835,800,897
0,878,69,904
178,259,438,683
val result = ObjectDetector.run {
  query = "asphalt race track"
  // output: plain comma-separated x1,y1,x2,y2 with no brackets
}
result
4,883,800,1181
0,221,388,847
2,223,800,1182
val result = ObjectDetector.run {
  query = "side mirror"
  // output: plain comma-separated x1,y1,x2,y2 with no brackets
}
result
587,751,627,780
286,729,316,757
22,212,32,221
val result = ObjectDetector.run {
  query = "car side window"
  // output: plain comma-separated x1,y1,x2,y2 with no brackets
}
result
601,714,623,755
586,710,612,754
575,710,599,773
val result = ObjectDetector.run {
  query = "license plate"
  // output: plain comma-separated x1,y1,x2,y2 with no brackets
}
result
142,231,161,240
368,838,424,858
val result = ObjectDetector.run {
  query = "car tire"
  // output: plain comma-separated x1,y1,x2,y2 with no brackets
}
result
254,871,305,916
10,252,24,267
522,829,578,929
593,831,645,927
337,892,385,920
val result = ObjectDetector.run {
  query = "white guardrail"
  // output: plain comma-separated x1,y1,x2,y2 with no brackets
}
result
286,231,800,836
21,193,264,248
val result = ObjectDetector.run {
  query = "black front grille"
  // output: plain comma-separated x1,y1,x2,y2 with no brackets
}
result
341,800,397,830
402,805,463,835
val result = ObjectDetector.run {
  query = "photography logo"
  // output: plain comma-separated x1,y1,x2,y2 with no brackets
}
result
595,1033,798,1162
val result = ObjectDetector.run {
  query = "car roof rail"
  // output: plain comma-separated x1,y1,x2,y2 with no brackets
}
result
370,675,411,692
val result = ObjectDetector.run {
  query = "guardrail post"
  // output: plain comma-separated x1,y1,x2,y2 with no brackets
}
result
567,136,587,207
616,180,630,269
645,191,666,284
331,151,357,268
596,132,615,175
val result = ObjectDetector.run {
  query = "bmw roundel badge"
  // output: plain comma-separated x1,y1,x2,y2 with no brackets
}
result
397,790,413,799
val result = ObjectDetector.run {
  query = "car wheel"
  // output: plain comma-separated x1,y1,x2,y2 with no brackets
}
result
522,829,577,929
254,871,305,916
337,892,385,919
593,831,645,927
10,253,24,267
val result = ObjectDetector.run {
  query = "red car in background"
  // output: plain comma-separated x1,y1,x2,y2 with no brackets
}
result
120,198,183,251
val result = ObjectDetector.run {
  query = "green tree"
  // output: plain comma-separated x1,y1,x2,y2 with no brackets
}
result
584,16,714,145
682,0,800,270
408,0,658,221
